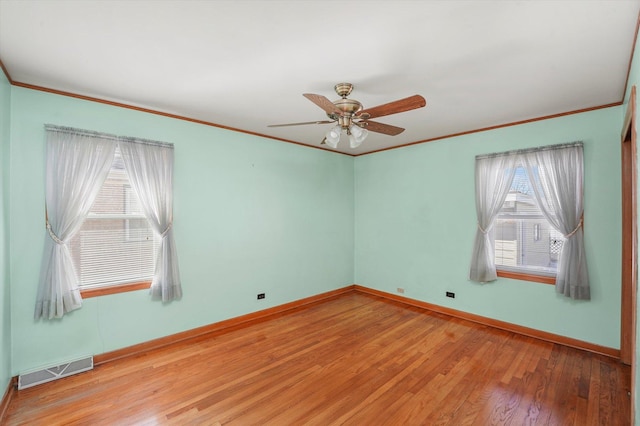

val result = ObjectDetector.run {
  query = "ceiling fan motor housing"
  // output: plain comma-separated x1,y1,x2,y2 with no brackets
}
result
329,98,363,128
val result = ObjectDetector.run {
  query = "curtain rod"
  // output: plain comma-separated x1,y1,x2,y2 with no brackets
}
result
44,124,118,141
45,124,173,148
476,141,582,160
118,136,173,149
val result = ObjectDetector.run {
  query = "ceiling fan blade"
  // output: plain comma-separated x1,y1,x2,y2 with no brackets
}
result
268,120,334,128
357,95,426,119
358,120,405,136
303,93,342,116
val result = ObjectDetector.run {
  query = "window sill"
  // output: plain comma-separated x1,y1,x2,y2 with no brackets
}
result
80,281,151,298
497,270,555,285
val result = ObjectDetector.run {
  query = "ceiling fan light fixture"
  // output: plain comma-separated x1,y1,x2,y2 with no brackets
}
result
348,133,361,149
348,124,368,148
325,125,341,148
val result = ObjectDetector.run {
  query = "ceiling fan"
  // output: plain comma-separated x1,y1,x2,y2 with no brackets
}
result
268,83,426,149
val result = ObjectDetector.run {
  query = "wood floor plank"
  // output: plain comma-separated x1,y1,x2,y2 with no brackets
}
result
3,292,631,425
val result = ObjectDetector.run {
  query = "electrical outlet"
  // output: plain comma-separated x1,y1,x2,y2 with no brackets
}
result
397,287,405,294
257,293,265,300
446,291,455,298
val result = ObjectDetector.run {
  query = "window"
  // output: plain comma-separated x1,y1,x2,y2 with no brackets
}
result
469,142,589,299
37,125,181,320
492,165,565,278
69,146,159,290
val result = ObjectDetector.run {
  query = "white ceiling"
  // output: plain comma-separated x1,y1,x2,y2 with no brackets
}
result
0,0,638,155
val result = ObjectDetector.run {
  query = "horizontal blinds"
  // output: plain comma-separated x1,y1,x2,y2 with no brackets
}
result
69,146,158,288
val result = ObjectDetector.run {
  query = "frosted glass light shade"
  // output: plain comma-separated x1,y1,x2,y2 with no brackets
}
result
325,125,341,148
348,124,368,148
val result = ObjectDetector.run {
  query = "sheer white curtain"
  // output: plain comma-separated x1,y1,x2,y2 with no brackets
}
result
523,143,589,300
469,153,518,282
119,137,182,302
36,126,117,319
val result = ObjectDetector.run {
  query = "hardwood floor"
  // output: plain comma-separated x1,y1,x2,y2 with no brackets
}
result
4,292,631,425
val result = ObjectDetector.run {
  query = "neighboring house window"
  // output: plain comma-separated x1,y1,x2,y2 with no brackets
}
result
469,142,589,300
492,165,566,277
68,146,159,289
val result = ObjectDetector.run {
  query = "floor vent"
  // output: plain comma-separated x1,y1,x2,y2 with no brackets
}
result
18,356,94,390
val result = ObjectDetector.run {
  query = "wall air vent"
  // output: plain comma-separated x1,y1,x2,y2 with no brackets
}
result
18,356,93,389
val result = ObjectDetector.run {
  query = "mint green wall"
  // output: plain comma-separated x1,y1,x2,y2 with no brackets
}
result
354,106,622,348
623,24,640,426
0,70,11,393
8,87,354,374
3,73,628,381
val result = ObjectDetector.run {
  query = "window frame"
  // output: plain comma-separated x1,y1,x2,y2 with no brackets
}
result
80,281,151,298
492,165,564,285
73,147,157,298
496,269,555,285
